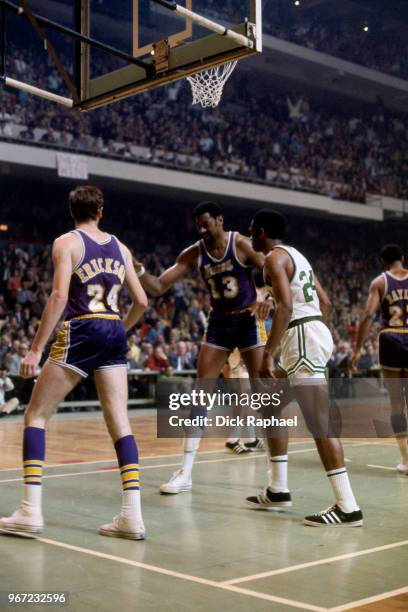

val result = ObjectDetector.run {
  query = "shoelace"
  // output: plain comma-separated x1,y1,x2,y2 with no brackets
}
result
257,487,271,504
169,469,183,482
315,505,337,517
234,442,248,453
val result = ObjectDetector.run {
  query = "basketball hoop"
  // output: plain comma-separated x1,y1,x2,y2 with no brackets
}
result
187,60,237,108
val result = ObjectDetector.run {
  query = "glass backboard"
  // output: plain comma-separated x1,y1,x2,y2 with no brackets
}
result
81,0,262,110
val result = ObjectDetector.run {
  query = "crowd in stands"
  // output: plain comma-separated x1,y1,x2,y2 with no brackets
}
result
0,199,394,413
204,0,408,80
1,44,407,204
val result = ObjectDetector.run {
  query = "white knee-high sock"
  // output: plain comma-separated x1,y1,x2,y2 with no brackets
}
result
327,467,359,513
182,436,200,476
396,436,408,464
268,455,289,493
122,490,142,519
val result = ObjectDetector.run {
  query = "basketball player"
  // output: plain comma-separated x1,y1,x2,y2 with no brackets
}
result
246,210,363,526
352,244,408,474
224,348,264,454
0,186,148,540
134,201,269,493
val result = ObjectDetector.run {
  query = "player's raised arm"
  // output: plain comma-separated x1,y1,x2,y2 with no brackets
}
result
134,245,198,297
314,275,331,321
121,246,149,332
352,276,383,369
21,236,74,378
260,251,293,378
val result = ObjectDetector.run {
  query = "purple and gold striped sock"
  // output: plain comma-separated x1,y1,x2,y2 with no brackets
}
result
22,427,45,512
115,435,140,492
115,435,141,518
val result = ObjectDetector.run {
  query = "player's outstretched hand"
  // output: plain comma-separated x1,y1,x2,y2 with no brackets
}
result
20,349,42,379
259,352,277,380
256,299,273,321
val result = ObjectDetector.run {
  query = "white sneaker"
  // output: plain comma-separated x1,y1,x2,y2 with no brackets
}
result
396,463,408,474
159,469,192,494
0,505,43,534
99,514,145,540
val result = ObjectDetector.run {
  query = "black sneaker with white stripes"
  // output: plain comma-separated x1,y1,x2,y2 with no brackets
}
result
243,438,265,452
225,440,251,454
303,504,363,527
246,486,292,510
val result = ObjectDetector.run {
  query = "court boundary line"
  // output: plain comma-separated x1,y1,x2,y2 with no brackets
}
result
0,444,371,484
29,535,327,612
0,441,371,475
1,441,406,611
6,532,407,612
0,442,317,472
0,448,317,484
329,585,408,611
223,539,408,585
367,463,398,471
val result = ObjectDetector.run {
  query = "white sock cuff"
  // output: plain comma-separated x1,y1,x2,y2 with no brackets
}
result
327,467,347,477
270,455,288,462
184,437,201,452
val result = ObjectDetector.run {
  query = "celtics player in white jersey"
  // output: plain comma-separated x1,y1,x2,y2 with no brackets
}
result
247,210,363,526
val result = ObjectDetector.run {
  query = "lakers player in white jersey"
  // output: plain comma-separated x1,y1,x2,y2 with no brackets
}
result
247,210,363,526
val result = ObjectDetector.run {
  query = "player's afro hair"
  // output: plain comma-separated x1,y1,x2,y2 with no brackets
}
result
252,209,287,240
193,201,223,219
380,244,404,264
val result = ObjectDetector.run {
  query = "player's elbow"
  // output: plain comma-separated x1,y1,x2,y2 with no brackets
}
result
279,302,293,318
51,290,68,304
147,288,162,298
138,293,149,309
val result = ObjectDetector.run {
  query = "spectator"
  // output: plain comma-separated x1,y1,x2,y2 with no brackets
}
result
4,341,28,376
169,341,196,371
0,367,19,415
145,345,170,373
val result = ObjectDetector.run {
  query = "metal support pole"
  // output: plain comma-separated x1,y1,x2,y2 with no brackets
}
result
2,0,155,76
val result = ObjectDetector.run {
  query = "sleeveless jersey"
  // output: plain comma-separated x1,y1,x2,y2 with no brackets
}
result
264,245,322,324
198,232,256,313
381,272,408,330
64,230,126,320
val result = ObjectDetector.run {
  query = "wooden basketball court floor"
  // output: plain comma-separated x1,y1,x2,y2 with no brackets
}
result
0,411,407,612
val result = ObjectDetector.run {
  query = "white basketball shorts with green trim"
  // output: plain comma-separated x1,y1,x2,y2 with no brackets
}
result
278,317,334,383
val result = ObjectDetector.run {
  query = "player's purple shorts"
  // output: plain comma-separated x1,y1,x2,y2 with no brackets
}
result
203,310,267,352
49,316,128,378
379,331,408,371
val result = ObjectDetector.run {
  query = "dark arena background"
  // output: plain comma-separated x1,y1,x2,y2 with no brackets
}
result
0,1,408,611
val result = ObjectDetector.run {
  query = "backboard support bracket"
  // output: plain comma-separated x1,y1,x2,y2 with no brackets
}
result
152,40,170,73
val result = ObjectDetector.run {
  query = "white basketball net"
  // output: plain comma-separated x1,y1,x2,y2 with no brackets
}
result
187,61,238,108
